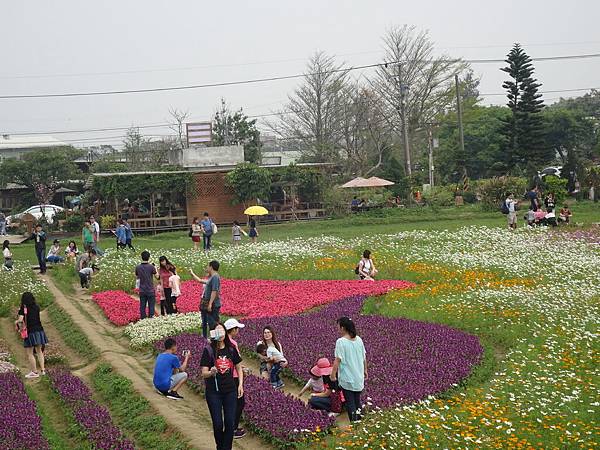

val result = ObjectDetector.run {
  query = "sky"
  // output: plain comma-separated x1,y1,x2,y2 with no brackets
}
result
1,0,599,149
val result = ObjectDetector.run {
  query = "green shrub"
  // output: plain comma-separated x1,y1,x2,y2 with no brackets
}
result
421,187,454,207
63,214,84,232
474,176,527,211
542,175,568,205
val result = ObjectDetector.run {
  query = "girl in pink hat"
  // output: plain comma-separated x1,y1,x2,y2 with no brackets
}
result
302,358,336,415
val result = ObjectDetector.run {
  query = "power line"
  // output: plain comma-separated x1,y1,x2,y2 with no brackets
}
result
1,53,599,100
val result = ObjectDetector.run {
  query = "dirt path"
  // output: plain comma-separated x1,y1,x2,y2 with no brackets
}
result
42,275,267,450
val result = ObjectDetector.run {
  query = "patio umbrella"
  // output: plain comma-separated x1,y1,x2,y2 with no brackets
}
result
341,176,395,188
340,177,367,188
244,205,269,216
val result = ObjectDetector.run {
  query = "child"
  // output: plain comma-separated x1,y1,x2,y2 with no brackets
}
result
79,264,98,288
534,207,546,226
156,284,166,316
256,343,270,380
526,207,535,227
232,221,245,246
168,267,181,314
299,358,333,397
267,342,287,389
559,205,572,225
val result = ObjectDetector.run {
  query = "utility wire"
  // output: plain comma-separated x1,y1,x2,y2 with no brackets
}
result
1,53,599,100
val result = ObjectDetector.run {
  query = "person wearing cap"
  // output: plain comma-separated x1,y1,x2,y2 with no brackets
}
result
224,318,247,440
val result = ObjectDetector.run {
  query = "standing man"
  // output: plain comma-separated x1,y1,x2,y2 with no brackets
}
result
505,192,519,231
31,224,47,274
115,219,127,250
190,260,221,339
200,212,214,254
135,250,157,319
89,215,104,256
526,186,539,212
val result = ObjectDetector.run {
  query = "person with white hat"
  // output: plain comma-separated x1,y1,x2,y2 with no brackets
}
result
224,318,247,439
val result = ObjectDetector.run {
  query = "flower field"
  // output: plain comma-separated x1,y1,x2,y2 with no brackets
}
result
47,369,134,450
0,262,52,317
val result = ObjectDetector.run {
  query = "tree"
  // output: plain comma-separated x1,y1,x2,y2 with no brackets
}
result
123,127,147,167
0,147,82,204
270,52,350,163
372,25,468,175
169,108,190,150
225,163,272,205
213,99,262,164
122,127,174,169
500,44,551,174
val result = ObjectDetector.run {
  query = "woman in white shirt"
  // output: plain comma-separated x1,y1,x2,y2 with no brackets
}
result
3,240,13,270
357,250,377,280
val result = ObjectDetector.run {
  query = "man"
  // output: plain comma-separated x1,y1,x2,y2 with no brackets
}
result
526,186,539,212
77,248,96,272
135,250,157,319
31,224,47,274
200,211,214,254
505,192,518,230
224,318,247,439
115,219,127,250
89,215,104,256
123,218,135,250
153,338,189,400
190,260,221,339
79,264,99,288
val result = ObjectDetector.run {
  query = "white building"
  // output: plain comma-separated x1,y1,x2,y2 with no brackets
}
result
0,134,69,161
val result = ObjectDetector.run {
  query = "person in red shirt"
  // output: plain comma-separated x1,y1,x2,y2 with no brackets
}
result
157,256,176,315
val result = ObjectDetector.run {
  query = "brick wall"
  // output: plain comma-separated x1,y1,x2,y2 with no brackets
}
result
186,172,245,224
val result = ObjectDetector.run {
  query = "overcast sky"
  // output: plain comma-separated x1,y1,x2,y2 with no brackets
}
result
2,0,599,148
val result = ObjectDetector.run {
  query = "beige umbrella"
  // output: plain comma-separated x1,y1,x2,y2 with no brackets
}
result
340,177,367,188
341,176,395,188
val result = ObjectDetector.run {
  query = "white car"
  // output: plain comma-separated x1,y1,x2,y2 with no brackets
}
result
6,205,64,226
540,166,562,178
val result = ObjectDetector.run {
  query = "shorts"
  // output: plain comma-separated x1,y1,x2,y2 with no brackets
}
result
191,235,200,243
170,372,188,389
507,212,517,225
233,235,241,241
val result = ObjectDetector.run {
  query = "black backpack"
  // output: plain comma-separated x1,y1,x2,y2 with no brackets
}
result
500,200,509,215
188,225,193,237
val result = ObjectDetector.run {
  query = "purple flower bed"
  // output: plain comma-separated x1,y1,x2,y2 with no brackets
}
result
47,369,134,450
0,372,48,450
236,295,484,409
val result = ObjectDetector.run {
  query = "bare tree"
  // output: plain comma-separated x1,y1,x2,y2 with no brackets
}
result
269,51,350,162
168,108,190,149
372,25,468,174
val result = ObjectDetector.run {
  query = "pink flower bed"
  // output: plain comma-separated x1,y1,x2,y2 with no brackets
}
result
93,279,414,325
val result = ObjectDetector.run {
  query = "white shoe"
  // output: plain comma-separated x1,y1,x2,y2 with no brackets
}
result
25,371,39,378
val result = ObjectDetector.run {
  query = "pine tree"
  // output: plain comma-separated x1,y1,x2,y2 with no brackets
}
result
501,44,551,174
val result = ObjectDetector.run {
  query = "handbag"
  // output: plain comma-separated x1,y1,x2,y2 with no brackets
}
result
211,222,218,234
329,380,344,413
19,306,28,339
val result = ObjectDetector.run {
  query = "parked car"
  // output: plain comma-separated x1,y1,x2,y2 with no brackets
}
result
6,205,64,226
540,166,563,178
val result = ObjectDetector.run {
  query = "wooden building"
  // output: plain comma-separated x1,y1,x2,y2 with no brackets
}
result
186,170,245,224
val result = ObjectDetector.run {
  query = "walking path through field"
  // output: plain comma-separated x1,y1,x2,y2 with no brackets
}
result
42,275,267,450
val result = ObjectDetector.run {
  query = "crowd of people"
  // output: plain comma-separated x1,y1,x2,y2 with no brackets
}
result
190,213,258,252
504,188,574,230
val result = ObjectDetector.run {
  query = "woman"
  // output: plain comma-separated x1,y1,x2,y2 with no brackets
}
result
331,317,367,422
3,240,13,270
261,326,287,388
190,217,202,251
248,216,258,243
14,292,48,378
357,250,377,281
200,323,244,450
544,192,556,212
307,358,334,413
82,221,94,252
64,240,79,260
157,256,175,315
46,239,64,264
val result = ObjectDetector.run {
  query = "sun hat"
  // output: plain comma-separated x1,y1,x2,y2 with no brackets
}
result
310,357,333,376
224,318,245,331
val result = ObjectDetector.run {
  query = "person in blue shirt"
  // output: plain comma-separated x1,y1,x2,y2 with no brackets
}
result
153,337,190,400
123,218,135,250
115,219,127,250
200,211,214,254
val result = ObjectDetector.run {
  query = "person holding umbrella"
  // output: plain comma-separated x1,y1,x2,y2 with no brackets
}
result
243,206,268,244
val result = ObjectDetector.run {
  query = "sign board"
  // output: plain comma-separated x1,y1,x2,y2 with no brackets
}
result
186,122,212,145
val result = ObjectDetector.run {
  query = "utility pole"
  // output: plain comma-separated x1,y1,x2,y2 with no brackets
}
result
455,74,466,177
428,126,434,187
399,64,411,176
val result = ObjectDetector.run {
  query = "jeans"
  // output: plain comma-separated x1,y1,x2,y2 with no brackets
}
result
342,388,362,422
92,242,104,256
35,247,47,273
79,272,90,288
0,221,6,235
308,396,331,411
205,389,237,450
234,378,245,430
201,306,220,338
139,293,156,319
163,287,175,315
46,255,63,264
270,362,282,384
203,233,212,251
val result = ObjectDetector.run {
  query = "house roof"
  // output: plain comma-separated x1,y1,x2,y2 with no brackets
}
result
0,135,68,150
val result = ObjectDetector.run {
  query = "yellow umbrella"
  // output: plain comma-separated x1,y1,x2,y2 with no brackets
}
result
244,205,269,216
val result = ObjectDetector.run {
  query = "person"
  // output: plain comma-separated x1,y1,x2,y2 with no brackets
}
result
64,240,79,259
158,256,175,315
115,219,127,250
77,248,96,272
544,192,556,211
190,260,221,339
505,193,518,230
545,208,558,227
262,326,287,389
0,212,6,236
534,207,546,226
135,251,157,320
31,224,47,274
79,263,99,288
255,343,270,380
559,205,573,225
89,215,104,256
357,250,377,280
123,218,135,250
201,212,215,254
305,358,335,413
3,240,13,270
200,322,244,450
46,239,64,264
168,267,181,314
190,217,202,251
248,217,258,244
232,221,244,246
14,292,48,378
350,196,360,212
526,207,535,227
224,318,248,439
82,221,94,252
526,186,539,211
331,317,367,422
153,337,190,400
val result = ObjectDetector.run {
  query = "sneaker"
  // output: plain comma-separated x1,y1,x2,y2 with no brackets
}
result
277,381,285,389
233,429,246,439
166,391,183,400
25,371,39,378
